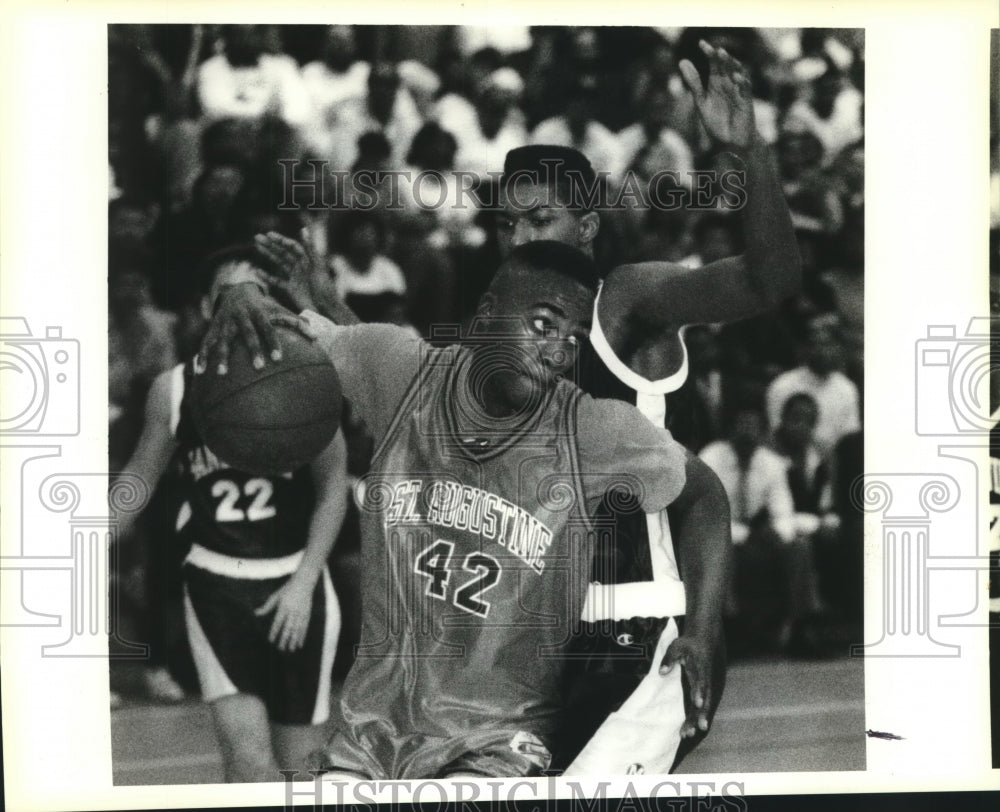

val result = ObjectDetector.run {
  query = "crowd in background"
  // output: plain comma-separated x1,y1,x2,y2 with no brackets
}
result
108,24,865,701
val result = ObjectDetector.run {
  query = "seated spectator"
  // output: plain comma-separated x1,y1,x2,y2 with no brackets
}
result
321,61,423,172
776,119,844,235
784,59,862,165
437,67,528,178
699,405,796,654
618,83,694,189
531,83,626,183
674,324,725,450
302,26,371,138
329,210,407,318
197,24,310,127
771,393,837,649
398,122,484,248
766,315,861,457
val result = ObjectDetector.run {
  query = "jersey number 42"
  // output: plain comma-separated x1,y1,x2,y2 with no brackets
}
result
414,539,502,618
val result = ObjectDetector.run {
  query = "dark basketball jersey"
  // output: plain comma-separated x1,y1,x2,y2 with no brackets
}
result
169,363,315,559
329,343,594,778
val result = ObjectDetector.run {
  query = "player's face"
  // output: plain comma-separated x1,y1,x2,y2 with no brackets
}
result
497,182,588,258
476,268,593,402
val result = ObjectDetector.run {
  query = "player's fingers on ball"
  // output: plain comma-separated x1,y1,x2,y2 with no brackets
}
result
213,319,239,375
250,308,285,362
236,311,267,369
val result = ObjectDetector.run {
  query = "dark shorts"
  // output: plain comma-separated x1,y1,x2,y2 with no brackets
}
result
182,552,338,725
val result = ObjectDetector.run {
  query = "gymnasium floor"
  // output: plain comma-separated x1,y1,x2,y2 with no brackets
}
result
111,655,865,785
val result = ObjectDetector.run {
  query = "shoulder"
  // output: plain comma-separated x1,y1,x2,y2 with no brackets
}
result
754,446,789,472
699,440,731,465
768,368,803,391
198,54,229,76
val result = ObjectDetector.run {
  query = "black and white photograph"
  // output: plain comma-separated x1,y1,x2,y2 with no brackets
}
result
1,3,998,811
105,22,866,785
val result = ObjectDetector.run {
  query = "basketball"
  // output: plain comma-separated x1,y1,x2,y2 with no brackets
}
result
189,326,342,475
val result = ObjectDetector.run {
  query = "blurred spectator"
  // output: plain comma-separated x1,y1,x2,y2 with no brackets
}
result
321,62,423,171
151,163,248,309
436,66,528,178
773,393,834,519
329,210,407,319
700,405,796,654
108,269,178,393
784,60,862,165
819,206,864,390
531,84,626,182
766,315,861,456
770,392,834,654
618,83,695,188
302,26,371,141
701,405,796,547
197,24,310,127
776,120,844,235
676,324,725,449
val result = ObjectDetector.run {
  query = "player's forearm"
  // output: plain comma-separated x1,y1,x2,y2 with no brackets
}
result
670,456,732,640
730,135,801,308
295,487,348,586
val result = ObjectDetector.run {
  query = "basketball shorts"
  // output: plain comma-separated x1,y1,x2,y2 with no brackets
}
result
320,725,552,780
182,544,339,726
555,614,726,775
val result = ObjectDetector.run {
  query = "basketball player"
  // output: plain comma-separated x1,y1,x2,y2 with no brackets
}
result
204,240,693,778
199,41,797,774
490,40,799,774
113,253,349,782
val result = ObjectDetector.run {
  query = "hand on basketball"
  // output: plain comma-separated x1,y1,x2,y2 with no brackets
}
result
196,281,316,376
660,634,714,738
256,574,315,652
678,39,756,152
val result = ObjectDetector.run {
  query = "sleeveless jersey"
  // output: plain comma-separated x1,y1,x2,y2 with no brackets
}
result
169,363,315,559
334,343,594,778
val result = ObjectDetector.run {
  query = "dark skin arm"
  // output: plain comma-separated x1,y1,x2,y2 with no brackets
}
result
659,450,732,738
197,229,359,375
600,40,800,343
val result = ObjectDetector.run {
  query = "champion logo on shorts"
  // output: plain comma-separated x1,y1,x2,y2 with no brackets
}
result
508,731,552,771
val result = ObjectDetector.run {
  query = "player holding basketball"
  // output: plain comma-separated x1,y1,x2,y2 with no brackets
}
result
200,41,798,774
206,240,690,778
113,251,349,782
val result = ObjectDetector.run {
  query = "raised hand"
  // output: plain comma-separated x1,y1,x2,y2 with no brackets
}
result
254,227,347,323
678,39,756,152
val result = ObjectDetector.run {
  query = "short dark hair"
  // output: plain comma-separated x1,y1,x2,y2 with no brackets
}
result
781,392,820,422
502,145,600,213
497,240,601,294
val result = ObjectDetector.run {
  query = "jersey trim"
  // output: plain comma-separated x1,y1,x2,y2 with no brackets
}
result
581,580,687,621
590,290,689,395
184,586,239,702
169,363,185,436
185,543,304,580
312,568,339,725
